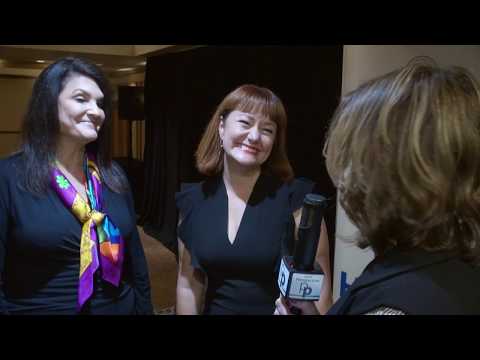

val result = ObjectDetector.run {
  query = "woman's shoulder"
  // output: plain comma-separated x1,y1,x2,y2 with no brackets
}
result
0,153,24,205
0,152,23,181
175,177,217,215
282,177,317,211
178,176,221,200
273,176,315,197
0,151,22,166
178,181,202,194
177,181,203,200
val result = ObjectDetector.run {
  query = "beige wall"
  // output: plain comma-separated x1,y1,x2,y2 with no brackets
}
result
0,77,34,131
333,45,480,301
0,77,35,157
342,45,480,93
0,68,42,77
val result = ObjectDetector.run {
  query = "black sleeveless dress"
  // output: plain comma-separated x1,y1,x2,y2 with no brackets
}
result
175,173,317,315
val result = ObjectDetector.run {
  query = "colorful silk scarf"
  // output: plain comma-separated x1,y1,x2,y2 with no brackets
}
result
51,154,124,311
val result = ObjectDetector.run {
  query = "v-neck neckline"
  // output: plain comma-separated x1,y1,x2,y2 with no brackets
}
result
55,164,90,205
221,173,263,246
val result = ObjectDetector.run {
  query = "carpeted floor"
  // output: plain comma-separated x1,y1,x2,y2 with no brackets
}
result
138,227,177,314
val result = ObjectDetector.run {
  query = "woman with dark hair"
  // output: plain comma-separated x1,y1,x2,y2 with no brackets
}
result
175,84,332,315
0,57,153,314
275,58,480,315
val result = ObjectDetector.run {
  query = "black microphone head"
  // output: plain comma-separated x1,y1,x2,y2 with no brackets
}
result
299,194,328,229
304,193,328,208
294,193,328,271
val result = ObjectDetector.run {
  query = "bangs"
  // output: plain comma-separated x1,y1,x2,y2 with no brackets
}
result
222,85,286,125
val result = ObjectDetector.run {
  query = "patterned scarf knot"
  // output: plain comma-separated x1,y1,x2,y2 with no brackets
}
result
51,154,124,312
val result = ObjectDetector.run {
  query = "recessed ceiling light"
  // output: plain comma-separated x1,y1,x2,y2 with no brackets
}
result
138,61,147,66
36,60,46,63
117,67,136,72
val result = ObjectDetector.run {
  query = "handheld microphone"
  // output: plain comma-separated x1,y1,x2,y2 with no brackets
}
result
277,194,328,312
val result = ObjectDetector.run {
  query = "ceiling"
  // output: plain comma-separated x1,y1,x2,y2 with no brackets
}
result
0,45,199,78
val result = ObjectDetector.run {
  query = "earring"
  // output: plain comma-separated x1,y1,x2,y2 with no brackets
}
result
220,139,224,149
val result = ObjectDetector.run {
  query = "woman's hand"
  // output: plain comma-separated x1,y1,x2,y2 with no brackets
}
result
274,295,320,315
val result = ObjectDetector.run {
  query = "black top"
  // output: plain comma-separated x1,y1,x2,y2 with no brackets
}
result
327,247,480,315
0,154,153,315
176,173,315,315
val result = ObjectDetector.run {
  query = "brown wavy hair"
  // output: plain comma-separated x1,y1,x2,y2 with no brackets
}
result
195,84,294,182
324,57,480,263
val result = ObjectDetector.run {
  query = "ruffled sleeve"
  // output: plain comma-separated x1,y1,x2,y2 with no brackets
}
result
288,177,316,212
175,183,203,271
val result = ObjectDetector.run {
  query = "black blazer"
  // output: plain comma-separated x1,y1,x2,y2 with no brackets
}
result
328,247,480,315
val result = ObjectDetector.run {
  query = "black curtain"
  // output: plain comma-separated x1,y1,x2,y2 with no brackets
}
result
140,46,343,270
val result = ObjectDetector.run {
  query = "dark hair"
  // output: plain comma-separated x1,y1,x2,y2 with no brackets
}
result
324,57,480,264
19,56,127,194
196,84,294,181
